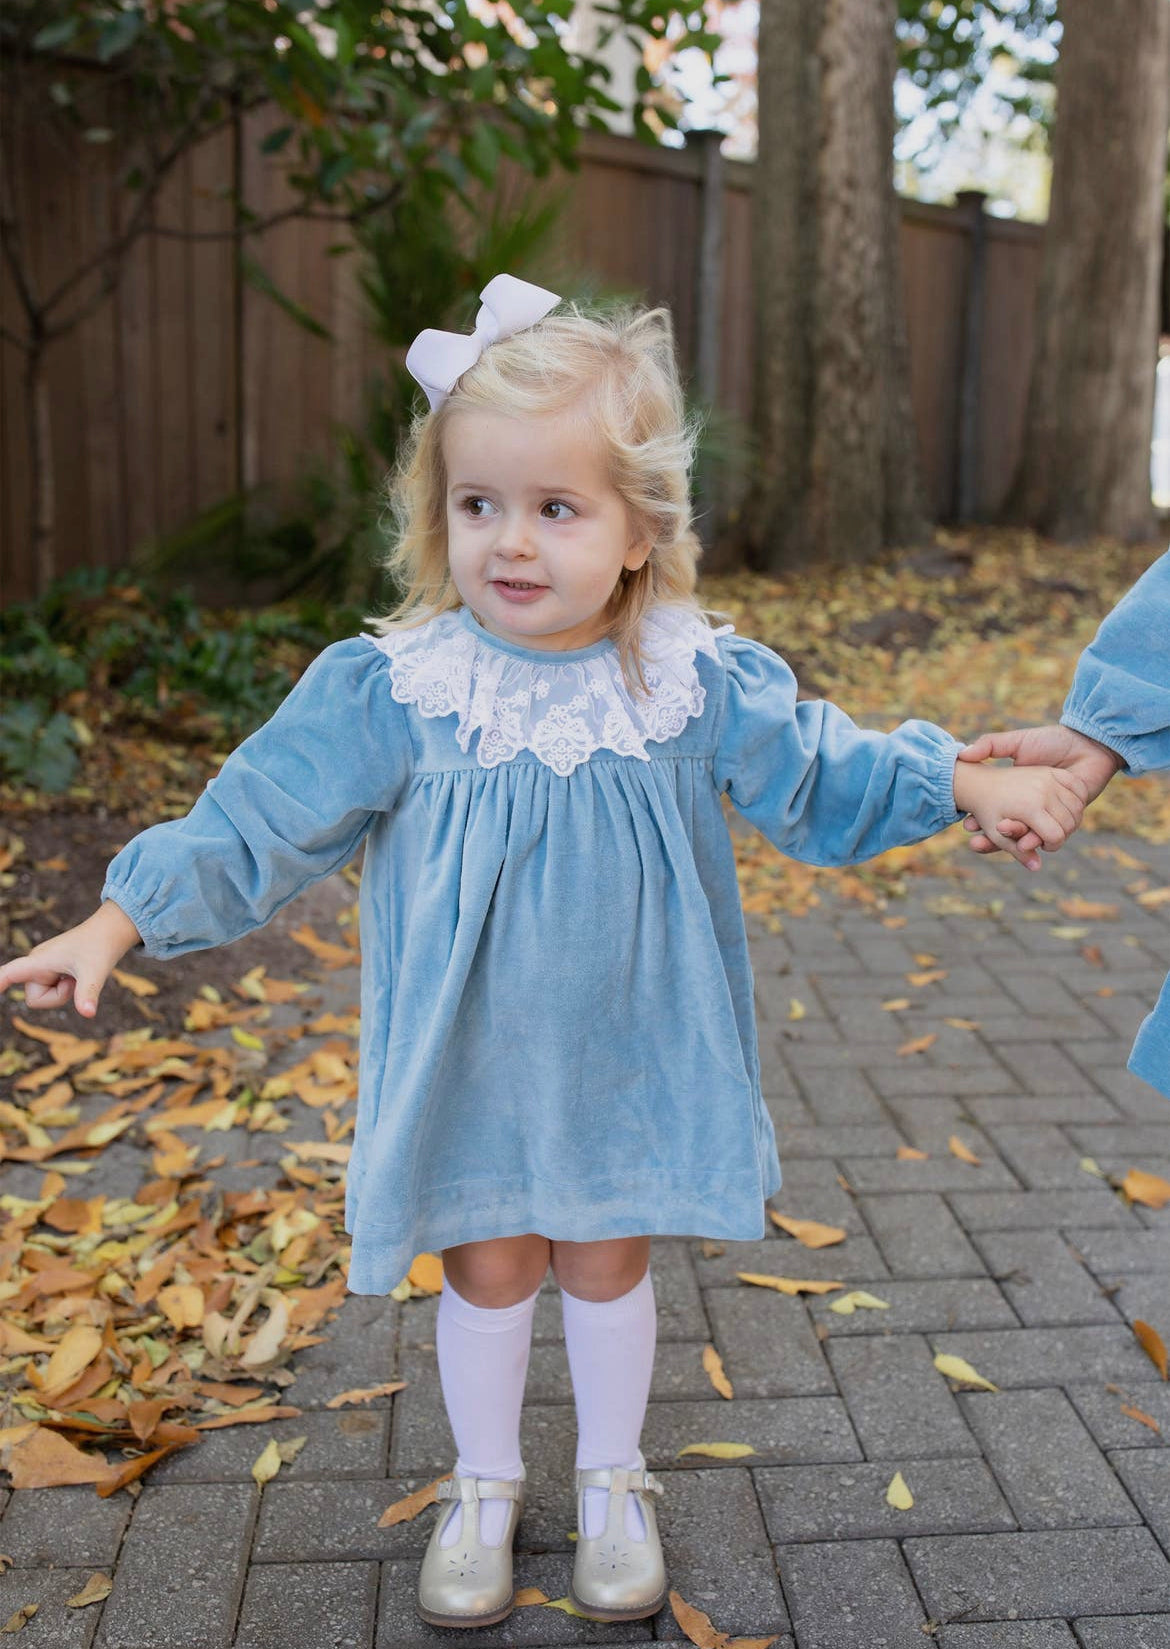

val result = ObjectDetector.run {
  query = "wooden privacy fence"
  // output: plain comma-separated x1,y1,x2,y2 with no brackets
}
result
1,115,1043,605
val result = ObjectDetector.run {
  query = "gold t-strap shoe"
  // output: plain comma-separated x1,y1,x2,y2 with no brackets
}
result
568,1459,668,1621
415,1468,526,1629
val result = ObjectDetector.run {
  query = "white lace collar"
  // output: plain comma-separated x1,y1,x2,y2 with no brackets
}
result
365,603,735,776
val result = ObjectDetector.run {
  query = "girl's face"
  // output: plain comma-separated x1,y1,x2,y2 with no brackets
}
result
442,405,651,651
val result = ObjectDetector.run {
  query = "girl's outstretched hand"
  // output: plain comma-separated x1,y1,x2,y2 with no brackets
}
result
0,902,142,1019
952,760,1088,871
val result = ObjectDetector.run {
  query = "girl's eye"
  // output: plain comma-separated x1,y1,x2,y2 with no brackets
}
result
542,500,575,521
462,496,493,518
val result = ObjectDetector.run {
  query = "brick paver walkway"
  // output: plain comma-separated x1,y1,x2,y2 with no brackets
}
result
2,831,1169,1648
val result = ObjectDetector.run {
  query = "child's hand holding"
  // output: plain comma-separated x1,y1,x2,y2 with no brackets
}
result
0,902,142,1019
952,759,1088,871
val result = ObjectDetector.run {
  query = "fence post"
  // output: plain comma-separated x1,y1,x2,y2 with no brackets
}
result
691,126,725,552
955,188,988,522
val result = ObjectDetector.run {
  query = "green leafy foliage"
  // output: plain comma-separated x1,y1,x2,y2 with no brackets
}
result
0,569,360,794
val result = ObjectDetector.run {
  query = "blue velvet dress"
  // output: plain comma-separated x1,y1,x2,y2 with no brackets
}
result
1061,548,1170,1101
102,601,962,1292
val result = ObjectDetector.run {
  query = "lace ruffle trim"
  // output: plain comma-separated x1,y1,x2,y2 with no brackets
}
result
364,605,735,777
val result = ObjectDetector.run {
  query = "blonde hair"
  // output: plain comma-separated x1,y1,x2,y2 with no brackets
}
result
366,298,727,698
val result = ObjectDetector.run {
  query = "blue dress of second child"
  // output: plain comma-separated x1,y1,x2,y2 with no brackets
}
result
102,601,964,1292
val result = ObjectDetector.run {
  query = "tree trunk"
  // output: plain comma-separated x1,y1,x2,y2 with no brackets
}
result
27,341,55,597
1008,0,1170,543
743,0,926,571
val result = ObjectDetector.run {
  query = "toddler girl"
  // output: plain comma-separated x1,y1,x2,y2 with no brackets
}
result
0,276,1088,1631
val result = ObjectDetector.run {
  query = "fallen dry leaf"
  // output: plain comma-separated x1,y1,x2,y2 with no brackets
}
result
1120,1168,1170,1210
703,1343,733,1399
768,1211,846,1247
676,1442,756,1460
881,998,911,1011
111,968,159,997
828,1290,889,1315
325,1382,407,1408
896,1145,928,1160
886,1470,913,1509
668,1587,781,1649
788,998,806,1021
64,1573,112,1608
947,1135,982,1165
933,1352,998,1392
378,1474,451,1527
906,969,947,987
1134,1320,1168,1380
897,1033,937,1057
1058,898,1118,921
736,1272,843,1296
1120,1401,1161,1433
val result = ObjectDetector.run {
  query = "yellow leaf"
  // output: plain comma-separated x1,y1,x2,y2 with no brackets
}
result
64,1573,111,1608
251,1438,283,1485
943,1017,980,1031
1137,886,1170,909
702,1343,733,1399
1079,1157,1106,1179
157,1284,205,1330
828,1290,890,1315
885,1470,914,1510
896,1145,928,1160
913,953,938,966
539,1596,594,1617
40,1323,102,1397
897,1033,936,1057
788,998,806,1021
906,969,947,987
1121,1168,1170,1209
1,1604,37,1633
947,1135,982,1165
881,998,911,1011
768,1211,846,1247
1049,926,1089,940
514,1587,550,1606
676,1441,756,1459
111,968,159,997
408,1253,445,1293
1134,1319,1168,1380
933,1352,998,1391
736,1272,842,1296
231,1027,266,1052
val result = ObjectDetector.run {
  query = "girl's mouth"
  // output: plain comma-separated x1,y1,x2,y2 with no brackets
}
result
492,579,547,601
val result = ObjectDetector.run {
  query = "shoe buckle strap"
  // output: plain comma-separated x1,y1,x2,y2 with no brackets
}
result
436,1475,522,1504
578,1465,664,1497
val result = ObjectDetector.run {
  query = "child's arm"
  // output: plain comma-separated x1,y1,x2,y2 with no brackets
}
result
713,634,1075,871
951,759,1087,872
0,637,412,1016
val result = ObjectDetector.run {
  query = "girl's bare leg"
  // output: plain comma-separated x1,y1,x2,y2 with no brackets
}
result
441,1232,551,1305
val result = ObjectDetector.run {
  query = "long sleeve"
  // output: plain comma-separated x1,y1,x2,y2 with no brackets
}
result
101,637,413,958
1060,549,1170,777
712,634,962,867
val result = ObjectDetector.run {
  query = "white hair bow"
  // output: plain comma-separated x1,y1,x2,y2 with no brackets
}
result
404,273,561,411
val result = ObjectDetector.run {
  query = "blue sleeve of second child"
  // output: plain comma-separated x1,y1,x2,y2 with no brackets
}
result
713,634,962,866
1061,548,1170,777
101,637,413,958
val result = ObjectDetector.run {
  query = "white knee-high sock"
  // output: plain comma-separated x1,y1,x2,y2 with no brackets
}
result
435,1277,539,1548
561,1269,657,1540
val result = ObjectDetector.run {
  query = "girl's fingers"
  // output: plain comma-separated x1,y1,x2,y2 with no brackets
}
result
24,977,75,1009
